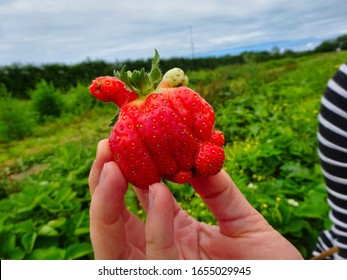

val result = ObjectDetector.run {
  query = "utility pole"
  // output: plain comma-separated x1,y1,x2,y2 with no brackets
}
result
189,25,195,59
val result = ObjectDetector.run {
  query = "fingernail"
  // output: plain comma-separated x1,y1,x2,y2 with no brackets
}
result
99,162,110,185
148,185,155,209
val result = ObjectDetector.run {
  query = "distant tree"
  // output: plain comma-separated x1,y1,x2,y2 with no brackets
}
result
271,46,280,54
255,51,272,62
336,34,347,50
313,34,347,53
283,49,295,57
315,40,338,52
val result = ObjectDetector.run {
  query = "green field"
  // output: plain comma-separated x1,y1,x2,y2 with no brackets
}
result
0,51,346,259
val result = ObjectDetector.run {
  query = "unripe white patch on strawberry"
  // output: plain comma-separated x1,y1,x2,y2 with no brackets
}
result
160,68,189,88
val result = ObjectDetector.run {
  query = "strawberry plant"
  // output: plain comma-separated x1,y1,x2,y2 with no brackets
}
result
215,52,346,258
0,142,94,259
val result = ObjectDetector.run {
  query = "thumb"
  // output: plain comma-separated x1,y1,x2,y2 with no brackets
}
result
145,183,179,260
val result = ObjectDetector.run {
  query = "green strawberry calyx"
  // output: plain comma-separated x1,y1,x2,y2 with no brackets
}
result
114,49,162,96
115,50,188,96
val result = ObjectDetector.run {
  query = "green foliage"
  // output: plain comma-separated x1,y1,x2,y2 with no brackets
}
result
315,34,347,52
31,80,63,121
0,83,8,97
62,83,95,116
213,52,346,258
115,50,163,95
167,181,217,225
0,96,37,142
0,142,94,259
0,61,115,99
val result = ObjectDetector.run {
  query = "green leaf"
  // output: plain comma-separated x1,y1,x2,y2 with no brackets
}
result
21,232,37,253
13,219,34,234
74,227,90,236
0,199,14,211
10,190,38,214
37,225,59,237
114,49,162,96
295,190,329,218
28,247,65,260
280,218,310,236
108,110,120,127
278,202,291,224
8,247,25,260
150,66,162,85
65,242,93,260
0,232,26,259
131,69,150,94
152,49,160,68
55,187,76,203
40,196,64,213
47,217,67,229
149,49,162,84
1,233,16,252
66,211,87,233
115,67,133,91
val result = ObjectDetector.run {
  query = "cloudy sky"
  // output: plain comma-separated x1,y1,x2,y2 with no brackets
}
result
0,0,346,66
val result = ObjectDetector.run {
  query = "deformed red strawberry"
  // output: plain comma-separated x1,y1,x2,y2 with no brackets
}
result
89,50,225,188
89,76,138,106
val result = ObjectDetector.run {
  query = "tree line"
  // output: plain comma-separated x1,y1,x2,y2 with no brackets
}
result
1,34,346,99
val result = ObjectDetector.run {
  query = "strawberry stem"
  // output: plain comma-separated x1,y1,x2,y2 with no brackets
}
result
115,50,162,96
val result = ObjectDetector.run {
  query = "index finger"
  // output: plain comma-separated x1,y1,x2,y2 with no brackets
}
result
190,170,264,236
89,139,114,195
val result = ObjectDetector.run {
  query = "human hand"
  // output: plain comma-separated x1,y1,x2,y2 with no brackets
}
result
89,139,303,260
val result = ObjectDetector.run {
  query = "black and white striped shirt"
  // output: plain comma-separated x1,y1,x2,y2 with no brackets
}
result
313,62,347,260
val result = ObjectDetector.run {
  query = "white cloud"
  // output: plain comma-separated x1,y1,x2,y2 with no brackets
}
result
0,0,346,65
